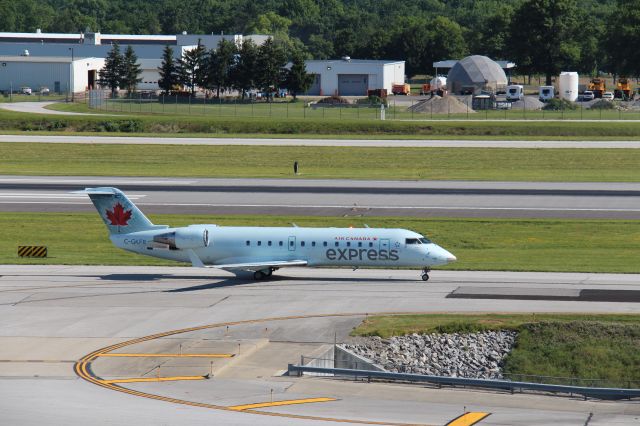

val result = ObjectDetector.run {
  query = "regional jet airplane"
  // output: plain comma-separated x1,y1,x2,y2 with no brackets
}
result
77,187,456,281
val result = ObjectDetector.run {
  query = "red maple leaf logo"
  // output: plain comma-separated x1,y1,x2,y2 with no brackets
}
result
106,202,132,226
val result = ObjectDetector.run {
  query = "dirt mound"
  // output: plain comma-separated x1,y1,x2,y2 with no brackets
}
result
511,97,545,110
407,95,474,114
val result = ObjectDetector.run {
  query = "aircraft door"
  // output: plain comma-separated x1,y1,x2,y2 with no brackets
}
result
379,239,390,251
288,236,296,251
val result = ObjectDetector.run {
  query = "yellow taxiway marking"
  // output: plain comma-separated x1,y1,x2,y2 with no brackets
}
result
99,376,207,384
97,353,234,358
446,412,491,426
228,397,337,411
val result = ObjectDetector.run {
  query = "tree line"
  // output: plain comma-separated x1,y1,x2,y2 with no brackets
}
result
4,0,640,81
99,38,313,99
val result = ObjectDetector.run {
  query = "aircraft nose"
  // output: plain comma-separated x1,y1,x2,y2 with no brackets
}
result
438,246,457,263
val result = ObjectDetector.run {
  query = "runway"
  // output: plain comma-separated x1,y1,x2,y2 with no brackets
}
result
2,133,640,148
2,175,640,219
1,265,639,425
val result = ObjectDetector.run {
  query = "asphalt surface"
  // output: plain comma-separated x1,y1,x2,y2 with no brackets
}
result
2,175,640,219
1,266,639,425
2,133,640,148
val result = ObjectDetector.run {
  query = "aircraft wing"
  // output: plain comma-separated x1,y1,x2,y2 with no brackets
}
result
186,250,307,271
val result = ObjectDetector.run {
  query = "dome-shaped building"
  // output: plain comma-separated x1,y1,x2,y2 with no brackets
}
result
447,55,508,95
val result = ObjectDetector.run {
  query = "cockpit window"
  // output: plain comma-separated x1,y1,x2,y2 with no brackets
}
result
405,238,420,244
419,237,431,244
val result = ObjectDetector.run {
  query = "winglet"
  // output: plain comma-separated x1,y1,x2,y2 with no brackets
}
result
186,249,205,268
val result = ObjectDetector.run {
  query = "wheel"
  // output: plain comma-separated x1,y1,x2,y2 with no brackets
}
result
253,271,266,280
265,268,273,277
421,273,430,281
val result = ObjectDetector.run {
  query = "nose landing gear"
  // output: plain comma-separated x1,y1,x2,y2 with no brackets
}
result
421,267,430,281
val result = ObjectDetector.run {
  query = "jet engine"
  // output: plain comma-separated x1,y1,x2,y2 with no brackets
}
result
153,228,209,249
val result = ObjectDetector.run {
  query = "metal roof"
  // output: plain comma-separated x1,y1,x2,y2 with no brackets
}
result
306,59,404,65
0,56,100,63
434,59,515,69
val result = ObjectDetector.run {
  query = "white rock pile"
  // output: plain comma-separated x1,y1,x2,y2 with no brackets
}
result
345,330,517,379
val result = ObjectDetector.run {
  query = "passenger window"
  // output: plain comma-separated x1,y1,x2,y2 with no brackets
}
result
246,240,250,246
279,241,283,246
312,241,316,247
268,241,272,246
358,242,362,247
335,242,339,247
369,242,373,247
323,242,328,247
301,241,305,247
347,242,351,247
257,241,262,246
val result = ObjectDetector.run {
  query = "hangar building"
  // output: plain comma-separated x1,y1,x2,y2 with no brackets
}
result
303,59,405,96
0,56,104,93
0,31,268,94
443,55,510,95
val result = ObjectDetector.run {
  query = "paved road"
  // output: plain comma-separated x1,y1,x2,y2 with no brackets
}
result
2,175,640,219
2,133,640,147
1,266,639,425
0,101,97,115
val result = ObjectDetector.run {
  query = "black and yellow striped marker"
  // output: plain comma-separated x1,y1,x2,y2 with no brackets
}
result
18,246,47,258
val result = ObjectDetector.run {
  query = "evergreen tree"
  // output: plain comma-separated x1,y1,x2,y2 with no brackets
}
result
232,39,259,99
177,40,206,95
285,50,313,100
98,43,123,97
121,45,142,96
205,39,237,98
255,37,287,101
158,45,178,95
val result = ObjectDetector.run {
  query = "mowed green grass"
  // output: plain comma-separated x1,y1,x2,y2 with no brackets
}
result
4,213,640,273
6,106,640,139
351,314,640,386
2,143,640,181
49,98,640,122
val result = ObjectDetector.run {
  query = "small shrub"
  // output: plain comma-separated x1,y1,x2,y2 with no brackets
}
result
589,100,616,110
119,120,143,132
542,98,578,110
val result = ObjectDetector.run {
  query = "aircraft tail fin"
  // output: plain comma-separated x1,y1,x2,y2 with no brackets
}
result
75,187,166,235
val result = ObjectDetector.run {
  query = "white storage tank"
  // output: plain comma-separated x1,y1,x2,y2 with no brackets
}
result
430,76,447,90
559,72,579,102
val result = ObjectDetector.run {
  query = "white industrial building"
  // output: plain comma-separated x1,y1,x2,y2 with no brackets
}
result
0,56,104,93
0,31,268,94
303,59,405,96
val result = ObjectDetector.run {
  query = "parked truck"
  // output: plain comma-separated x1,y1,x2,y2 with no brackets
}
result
392,83,411,95
614,77,634,100
587,78,606,98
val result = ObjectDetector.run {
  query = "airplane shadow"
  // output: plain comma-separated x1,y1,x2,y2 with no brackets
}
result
167,274,412,293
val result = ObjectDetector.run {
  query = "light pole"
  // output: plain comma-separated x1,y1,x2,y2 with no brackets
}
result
68,47,74,102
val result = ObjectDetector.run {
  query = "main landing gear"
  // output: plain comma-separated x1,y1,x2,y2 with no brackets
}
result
421,267,431,281
253,268,276,280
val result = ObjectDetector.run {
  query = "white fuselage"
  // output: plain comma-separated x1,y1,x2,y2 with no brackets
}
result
111,226,456,269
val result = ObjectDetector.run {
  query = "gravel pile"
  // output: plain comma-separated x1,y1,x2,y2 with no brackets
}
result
510,97,545,110
345,330,517,379
407,95,474,114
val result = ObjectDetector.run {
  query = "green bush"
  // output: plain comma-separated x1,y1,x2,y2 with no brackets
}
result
543,98,578,110
589,100,617,110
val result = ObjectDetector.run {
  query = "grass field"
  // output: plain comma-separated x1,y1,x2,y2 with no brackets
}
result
5,106,640,138
51,97,640,122
350,313,640,387
4,213,640,273
2,142,640,181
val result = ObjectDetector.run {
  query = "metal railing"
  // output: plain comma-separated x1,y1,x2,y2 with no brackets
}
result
290,362,640,400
